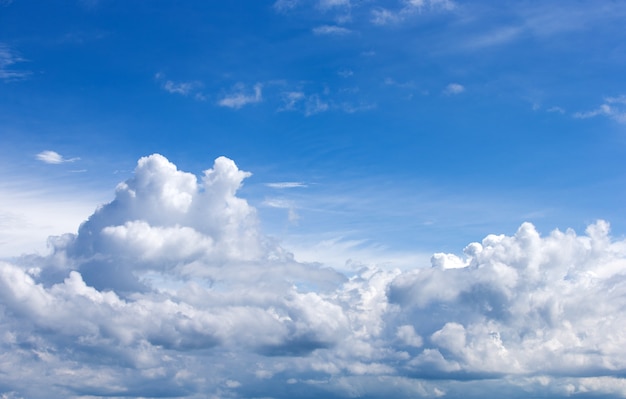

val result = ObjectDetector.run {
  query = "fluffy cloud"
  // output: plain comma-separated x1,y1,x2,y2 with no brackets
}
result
2,154,626,398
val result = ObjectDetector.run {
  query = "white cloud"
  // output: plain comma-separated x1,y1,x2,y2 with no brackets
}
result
312,25,352,35
372,0,455,25
278,91,305,111
0,44,29,80
305,94,329,116
273,0,299,12
338,69,354,77
3,154,626,398
218,83,263,109
162,80,200,96
443,83,464,95
155,72,204,99
547,106,565,114
318,0,350,9
574,96,626,124
266,182,308,189
35,150,80,164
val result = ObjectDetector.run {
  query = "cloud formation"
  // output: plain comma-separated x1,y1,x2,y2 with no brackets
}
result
574,95,626,124
2,154,626,398
312,25,352,35
443,83,464,95
155,72,205,100
218,83,263,109
35,150,80,164
0,44,29,80
372,0,456,25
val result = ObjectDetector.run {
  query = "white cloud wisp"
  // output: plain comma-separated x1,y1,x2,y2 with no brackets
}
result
2,154,626,398
218,83,263,109
35,150,80,164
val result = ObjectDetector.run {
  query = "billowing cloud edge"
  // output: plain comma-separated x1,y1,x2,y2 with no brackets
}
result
2,154,626,398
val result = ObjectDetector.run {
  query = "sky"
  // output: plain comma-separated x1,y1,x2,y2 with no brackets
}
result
1,1,626,398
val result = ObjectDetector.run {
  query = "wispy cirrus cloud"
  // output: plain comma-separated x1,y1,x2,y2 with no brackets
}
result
312,25,352,35
305,94,329,116
155,72,205,100
372,0,456,25
573,95,626,124
35,150,80,164
218,83,263,109
0,44,29,81
266,182,308,189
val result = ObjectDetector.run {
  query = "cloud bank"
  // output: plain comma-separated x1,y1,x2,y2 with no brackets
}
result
2,154,626,398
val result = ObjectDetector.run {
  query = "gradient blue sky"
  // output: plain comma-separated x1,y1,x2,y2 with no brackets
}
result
2,0,625,259
2,2,626,398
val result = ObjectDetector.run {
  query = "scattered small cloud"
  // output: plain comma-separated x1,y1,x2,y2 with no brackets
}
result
266,182,308,189
339,102,377,113
163,80,201,96
278,91,305,112
312,25,352,35
547,106,565,114
273,0,299,12
443,83,464,95
574,95,626,124
35,150,80,164
218,83,263,109
317,0,350,10
372,0,455,25
305,94,329,116
338,69,354,78
383,77,415,89
155,72,205,99
0,44,29,81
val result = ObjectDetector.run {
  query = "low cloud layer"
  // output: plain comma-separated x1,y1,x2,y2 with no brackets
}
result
2,154,626,398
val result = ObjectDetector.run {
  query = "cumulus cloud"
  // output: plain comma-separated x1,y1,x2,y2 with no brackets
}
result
2,154,626,398
218,83,263,109
35,150,80,164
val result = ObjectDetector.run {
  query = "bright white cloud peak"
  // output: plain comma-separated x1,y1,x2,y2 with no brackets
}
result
2,154,626,398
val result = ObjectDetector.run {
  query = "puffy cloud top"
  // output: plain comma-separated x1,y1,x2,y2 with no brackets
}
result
2,154,626,398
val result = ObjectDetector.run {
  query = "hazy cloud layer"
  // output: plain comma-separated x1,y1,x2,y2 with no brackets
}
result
2,154,626,398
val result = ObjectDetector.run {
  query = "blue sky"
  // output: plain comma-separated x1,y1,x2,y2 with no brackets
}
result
2,1,626,398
